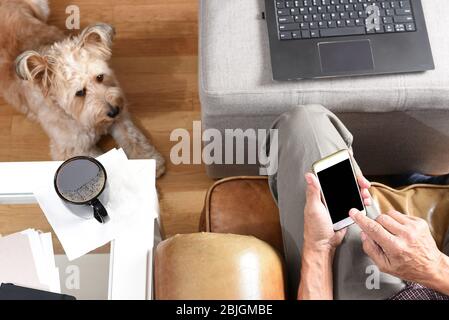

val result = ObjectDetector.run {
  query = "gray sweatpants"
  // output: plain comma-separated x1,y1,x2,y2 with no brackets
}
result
266,104,406,300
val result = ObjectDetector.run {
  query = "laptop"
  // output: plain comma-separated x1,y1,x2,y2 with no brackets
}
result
265,0,434,80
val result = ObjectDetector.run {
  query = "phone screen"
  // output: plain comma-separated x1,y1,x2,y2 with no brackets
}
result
317,159,364,223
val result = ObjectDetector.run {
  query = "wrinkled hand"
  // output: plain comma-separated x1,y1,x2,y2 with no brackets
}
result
304,173,371,252
349,209,445,286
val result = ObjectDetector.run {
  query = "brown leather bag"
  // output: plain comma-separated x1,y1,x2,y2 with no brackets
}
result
201,177,449,252
370,183,449,249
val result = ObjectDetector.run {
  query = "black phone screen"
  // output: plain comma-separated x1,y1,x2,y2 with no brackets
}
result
317,159,364,223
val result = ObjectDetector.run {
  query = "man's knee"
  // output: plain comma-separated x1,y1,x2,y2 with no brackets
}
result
275,104,329,133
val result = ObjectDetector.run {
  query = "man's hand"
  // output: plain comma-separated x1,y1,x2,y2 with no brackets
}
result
304,173,371,252
298,173,372,300
350,209,449,294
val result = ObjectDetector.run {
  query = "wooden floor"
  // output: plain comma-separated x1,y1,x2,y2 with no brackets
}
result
0,0,213,244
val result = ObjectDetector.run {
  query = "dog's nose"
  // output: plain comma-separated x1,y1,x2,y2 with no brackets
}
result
107,106,120,118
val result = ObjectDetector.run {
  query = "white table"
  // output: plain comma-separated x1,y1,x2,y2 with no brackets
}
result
0,160,158,300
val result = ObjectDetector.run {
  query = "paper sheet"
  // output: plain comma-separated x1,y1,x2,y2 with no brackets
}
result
38,232,60,293
0,230,59,292
0,232,43,290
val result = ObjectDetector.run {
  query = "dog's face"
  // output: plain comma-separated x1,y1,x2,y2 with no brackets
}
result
15,23,124,131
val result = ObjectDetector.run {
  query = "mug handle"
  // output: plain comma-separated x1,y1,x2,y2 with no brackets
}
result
91,198,109,224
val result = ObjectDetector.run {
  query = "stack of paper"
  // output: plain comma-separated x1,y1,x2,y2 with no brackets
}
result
33,148,158,261
0,229,60,293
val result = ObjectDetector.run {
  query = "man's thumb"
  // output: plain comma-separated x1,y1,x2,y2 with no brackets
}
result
305,173,320,201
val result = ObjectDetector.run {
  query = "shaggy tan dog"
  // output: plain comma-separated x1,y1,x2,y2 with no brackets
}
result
0,0,165,177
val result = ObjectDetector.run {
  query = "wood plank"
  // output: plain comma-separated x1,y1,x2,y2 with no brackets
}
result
159,190,208,237
111,56,197,75
117,73,197,94
113,4,197,23
112,3,198,40
113,38,198,57
125,93,196,112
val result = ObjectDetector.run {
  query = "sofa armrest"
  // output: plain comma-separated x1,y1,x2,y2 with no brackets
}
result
154,233,285,300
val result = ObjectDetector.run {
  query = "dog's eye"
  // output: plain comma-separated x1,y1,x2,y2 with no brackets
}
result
75,89,86,97
96,74,104,83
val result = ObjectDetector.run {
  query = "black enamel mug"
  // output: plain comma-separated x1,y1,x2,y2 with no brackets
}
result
54,156,109,224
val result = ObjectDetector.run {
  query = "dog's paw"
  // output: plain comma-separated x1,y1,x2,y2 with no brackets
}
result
152,151,166,178
155,160,166,178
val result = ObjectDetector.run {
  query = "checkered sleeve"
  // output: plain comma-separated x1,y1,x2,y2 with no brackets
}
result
389,282,449,300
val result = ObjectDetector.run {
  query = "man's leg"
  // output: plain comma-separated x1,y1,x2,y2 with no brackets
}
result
266,105,405,299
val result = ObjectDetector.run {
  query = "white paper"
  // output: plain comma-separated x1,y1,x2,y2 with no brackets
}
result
20,229,50,290
38,232,60,293
0,230,59,292
0,232,44,290
33,149,157,261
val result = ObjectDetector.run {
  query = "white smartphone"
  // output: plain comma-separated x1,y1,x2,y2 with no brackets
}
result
312,149,367,231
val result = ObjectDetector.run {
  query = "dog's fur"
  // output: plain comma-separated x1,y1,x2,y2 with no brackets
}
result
0,0,165,177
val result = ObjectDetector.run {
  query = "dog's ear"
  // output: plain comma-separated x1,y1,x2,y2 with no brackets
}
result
15,51,53,94
79,23,116,60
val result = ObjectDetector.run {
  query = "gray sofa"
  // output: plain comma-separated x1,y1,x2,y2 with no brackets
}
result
199,0,449,178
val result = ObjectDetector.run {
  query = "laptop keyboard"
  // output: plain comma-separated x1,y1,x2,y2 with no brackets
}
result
275,0,416,40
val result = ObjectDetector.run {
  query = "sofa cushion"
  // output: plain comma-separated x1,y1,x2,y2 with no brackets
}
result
201,177,449,252
200,0,449,116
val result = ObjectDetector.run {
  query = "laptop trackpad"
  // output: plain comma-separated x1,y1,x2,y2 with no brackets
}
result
318,40,374,74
